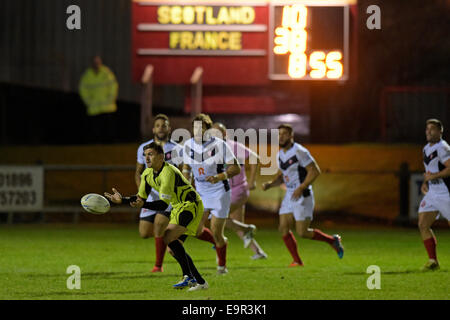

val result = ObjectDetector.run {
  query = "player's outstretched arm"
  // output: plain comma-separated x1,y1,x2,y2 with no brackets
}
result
247,162,259,190
135,162,145,189
205,160,241,184
421,181,429,195
262,170,283,191
242,143,259,190
182,164,192,182
227,160,241,178
104,188,123,204
104,188,143,207
130,197,144,208
142,200,169,211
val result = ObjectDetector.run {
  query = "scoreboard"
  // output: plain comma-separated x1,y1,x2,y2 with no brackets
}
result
270,3,349,80
132,0,355,85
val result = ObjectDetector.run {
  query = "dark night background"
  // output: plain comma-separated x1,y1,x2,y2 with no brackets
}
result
0,0,449,145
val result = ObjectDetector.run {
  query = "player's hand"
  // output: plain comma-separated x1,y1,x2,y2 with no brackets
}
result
421,182,429,195
291,186,305,201
423,171,435,183
104,188,122,204
261,181,271,191
130,197,144,208
206,175,221,184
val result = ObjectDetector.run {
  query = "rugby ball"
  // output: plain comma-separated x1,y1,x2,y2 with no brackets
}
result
81,193,110,214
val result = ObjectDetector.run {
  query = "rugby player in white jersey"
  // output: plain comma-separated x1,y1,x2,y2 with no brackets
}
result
262,124,344,267
135,114,182,273
212,122,268,260
181,114,241,274
418,119,450,271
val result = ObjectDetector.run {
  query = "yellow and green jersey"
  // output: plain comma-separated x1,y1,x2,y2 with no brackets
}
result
138,162,203,236
79,65,118,116
138,162,201,207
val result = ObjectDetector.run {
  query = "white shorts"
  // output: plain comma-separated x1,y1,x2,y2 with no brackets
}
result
200,190,231,219
418,192,450,220
139,189,172,218
279,189,315,221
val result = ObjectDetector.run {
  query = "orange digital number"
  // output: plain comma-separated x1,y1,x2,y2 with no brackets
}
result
273,4,308,79
288,29,307,54
288,4,307,29
309,51,326,79
281,5,291,27
288,53,307,78
274,27,290,54
275,5,344,80
326,51,343,79
309,51,343,79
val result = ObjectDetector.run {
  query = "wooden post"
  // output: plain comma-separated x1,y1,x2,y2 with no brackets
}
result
73,211,80,224
140,65,154,139
190,67,203,117
7,212,14,225
396,162,410,226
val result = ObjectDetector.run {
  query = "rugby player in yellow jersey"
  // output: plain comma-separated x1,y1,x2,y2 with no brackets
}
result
105,142,208,291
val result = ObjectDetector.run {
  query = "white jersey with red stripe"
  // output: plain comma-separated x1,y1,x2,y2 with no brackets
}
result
277,142,316,221
422,139,450,196
182,137,237,197
277,142,315,194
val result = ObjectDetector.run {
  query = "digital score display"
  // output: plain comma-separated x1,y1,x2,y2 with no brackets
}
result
269,2,349,80
132,0,352,84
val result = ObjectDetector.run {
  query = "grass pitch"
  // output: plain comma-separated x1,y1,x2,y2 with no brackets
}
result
0,224,449,300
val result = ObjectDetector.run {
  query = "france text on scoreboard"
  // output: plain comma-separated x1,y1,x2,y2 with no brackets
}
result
132,0,355,85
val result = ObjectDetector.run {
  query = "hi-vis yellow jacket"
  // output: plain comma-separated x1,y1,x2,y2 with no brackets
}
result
79,65,119,116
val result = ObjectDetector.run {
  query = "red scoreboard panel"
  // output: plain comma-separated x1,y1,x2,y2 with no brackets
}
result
132,0,355,85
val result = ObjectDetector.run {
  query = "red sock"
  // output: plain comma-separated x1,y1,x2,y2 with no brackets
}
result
312,229,335,246
197,228,216,245
216,243,227,267
423,237,437,261
282,231,303,265
154,237,167,268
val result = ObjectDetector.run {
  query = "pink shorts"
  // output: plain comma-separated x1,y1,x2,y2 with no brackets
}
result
231,184,250,205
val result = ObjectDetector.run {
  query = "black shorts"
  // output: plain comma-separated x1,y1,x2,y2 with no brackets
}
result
139,211,171,223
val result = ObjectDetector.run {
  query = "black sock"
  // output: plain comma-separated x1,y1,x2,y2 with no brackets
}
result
168,240,191,277
168,240,205,285
185,252,205,285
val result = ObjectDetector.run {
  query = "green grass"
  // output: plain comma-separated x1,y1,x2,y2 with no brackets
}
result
0,224,449,300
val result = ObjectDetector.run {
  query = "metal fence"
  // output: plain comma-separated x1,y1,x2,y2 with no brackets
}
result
1,163,427,225
2,164,137,224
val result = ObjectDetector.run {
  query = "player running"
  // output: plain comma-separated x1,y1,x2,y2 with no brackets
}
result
262,124,344,267
212,122,268,259
135,114,182,273
418,119,450,271
106,142,208,291
181,114,241,274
